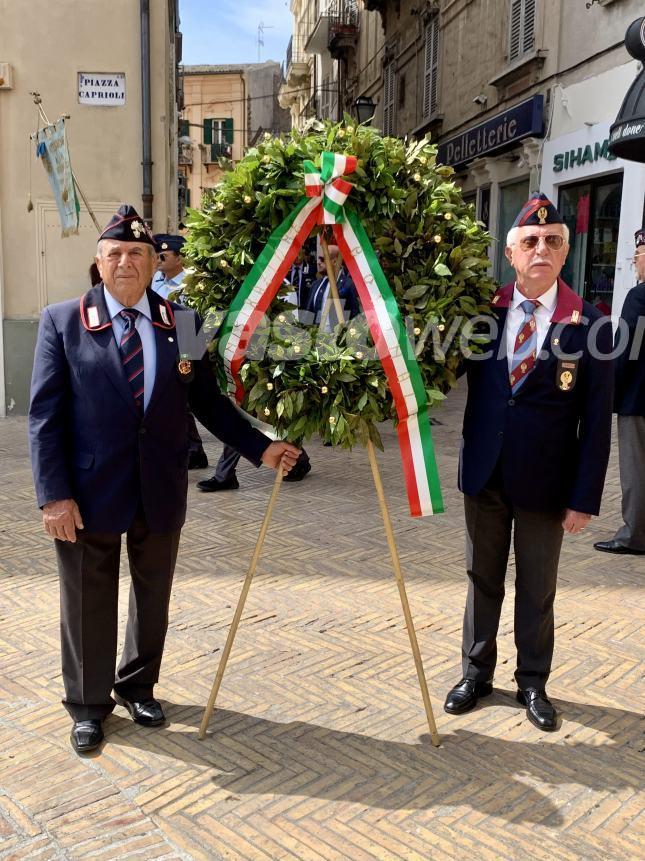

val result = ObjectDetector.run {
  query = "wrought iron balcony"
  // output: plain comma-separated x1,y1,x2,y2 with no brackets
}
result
328,0,359,60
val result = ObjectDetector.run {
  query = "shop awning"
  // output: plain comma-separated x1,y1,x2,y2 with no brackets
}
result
609,18,645,164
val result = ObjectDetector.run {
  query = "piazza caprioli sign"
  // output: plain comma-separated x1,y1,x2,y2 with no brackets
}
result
77,72,125,106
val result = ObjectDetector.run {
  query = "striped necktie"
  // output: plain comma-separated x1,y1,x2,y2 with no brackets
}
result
119,309,144,411
509,299,539,394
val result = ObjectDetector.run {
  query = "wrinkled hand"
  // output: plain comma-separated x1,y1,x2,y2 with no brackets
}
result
260,441,301,476
43,499,84,543
562,509,591,535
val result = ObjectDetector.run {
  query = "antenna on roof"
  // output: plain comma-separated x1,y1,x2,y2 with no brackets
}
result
257,21,274,62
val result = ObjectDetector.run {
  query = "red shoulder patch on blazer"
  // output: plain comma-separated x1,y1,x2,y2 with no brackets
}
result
147,289,176,329
490,282,514,308
551,278,583,325
80,287,112,331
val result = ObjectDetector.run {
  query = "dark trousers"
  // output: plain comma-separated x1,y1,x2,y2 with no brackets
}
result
187,410,205,455
214,444,310,481
462,476,564,690
55,511,180,721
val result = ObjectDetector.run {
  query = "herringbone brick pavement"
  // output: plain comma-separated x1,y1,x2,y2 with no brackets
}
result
0,387,643,860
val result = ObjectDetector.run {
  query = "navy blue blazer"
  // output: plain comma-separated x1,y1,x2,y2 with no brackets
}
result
29,285,270,533
459,279,614,515
613,282,645,416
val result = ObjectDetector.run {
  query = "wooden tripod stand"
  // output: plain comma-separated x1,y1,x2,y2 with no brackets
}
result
198,237,440,746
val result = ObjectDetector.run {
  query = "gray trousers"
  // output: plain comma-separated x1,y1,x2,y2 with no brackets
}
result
613,415,645,551
462,480,564,690
55,511,180,721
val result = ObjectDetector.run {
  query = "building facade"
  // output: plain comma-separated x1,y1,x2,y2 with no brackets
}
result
180,62,290,211
0,0,181,415
283,0,645,317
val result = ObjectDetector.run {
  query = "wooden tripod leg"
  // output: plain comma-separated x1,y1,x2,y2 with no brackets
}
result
198,467,284,739
366,440,441,747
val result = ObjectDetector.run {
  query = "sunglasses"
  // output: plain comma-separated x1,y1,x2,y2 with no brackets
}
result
518,234,565,252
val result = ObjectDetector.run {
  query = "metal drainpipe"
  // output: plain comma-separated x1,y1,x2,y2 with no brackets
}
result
140,0,153,224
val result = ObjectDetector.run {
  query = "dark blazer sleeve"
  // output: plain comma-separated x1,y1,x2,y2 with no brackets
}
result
28,307,73,507
567,315,614,515
188,356,271,466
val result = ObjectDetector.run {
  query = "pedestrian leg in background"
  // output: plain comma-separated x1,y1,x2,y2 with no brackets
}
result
187,411,208,469
197,444,241,492
612,415,645,551
197,445,311,491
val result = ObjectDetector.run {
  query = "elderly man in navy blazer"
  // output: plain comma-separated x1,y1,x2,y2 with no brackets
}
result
29,205,299,754
444,194,614,731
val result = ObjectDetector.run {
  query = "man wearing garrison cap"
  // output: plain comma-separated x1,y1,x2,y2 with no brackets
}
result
444,193,614,731
28,205,300,755
594,228,645,556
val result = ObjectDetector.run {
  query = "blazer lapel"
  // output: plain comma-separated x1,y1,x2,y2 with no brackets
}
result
145,288,178,416
81,285,140,416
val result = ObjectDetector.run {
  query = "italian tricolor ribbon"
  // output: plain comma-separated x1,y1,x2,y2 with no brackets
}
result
219,152,443,517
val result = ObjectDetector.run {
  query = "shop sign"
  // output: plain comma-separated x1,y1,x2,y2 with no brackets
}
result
553,138,617,172
78,73,125,106
437,95,544,167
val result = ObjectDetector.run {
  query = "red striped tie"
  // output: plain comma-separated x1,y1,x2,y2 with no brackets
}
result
119,309,144,411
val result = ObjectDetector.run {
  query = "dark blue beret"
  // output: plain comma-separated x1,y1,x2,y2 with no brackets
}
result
635,228,645,248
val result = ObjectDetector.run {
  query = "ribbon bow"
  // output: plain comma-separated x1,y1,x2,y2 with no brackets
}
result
303,152,357,224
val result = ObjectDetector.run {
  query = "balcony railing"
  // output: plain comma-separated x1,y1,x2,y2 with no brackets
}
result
304,1,359,57
203,142,232,163
178,141,192,165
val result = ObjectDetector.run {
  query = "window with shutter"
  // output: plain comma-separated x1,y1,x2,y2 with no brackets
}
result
203,118,213,145
509,0,536,63
179,119,190,137
383,61,396,137
422,16,439,119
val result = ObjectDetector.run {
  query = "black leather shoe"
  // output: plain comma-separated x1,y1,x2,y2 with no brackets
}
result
444,678,493,714
70,720,104,753
196,474,240,492
593,539,645,555
517,688,558,731
188,450,209,470
114,694,165,726
283,460,312,482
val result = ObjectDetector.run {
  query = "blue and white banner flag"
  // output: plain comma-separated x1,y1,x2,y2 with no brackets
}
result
35,119,80,237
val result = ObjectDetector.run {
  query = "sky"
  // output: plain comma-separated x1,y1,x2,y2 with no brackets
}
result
180,0,294,66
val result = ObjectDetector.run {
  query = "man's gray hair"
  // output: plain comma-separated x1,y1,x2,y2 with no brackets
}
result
506,223,570,247
96,239,156,257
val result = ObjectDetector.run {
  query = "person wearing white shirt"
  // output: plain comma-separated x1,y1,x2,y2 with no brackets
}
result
151,234,187,303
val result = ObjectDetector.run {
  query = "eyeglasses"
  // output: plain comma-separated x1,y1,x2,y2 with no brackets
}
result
517,234,566,252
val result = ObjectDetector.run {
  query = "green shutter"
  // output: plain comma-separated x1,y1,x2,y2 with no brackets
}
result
179,119,190,137
223,117,234,144
203,118,213,145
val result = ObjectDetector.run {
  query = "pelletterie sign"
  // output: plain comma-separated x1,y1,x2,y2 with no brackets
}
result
78,73,125,106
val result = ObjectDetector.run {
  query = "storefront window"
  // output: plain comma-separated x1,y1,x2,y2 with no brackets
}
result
558,174,623,312
496,179,530,284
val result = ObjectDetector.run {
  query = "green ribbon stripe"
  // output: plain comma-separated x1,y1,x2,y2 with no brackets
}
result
218,196,311,363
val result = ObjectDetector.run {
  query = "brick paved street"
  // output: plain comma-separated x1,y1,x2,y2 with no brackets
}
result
0,387,643,860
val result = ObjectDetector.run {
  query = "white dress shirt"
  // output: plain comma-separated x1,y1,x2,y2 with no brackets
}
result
104,287,157,411
505,281,558,371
